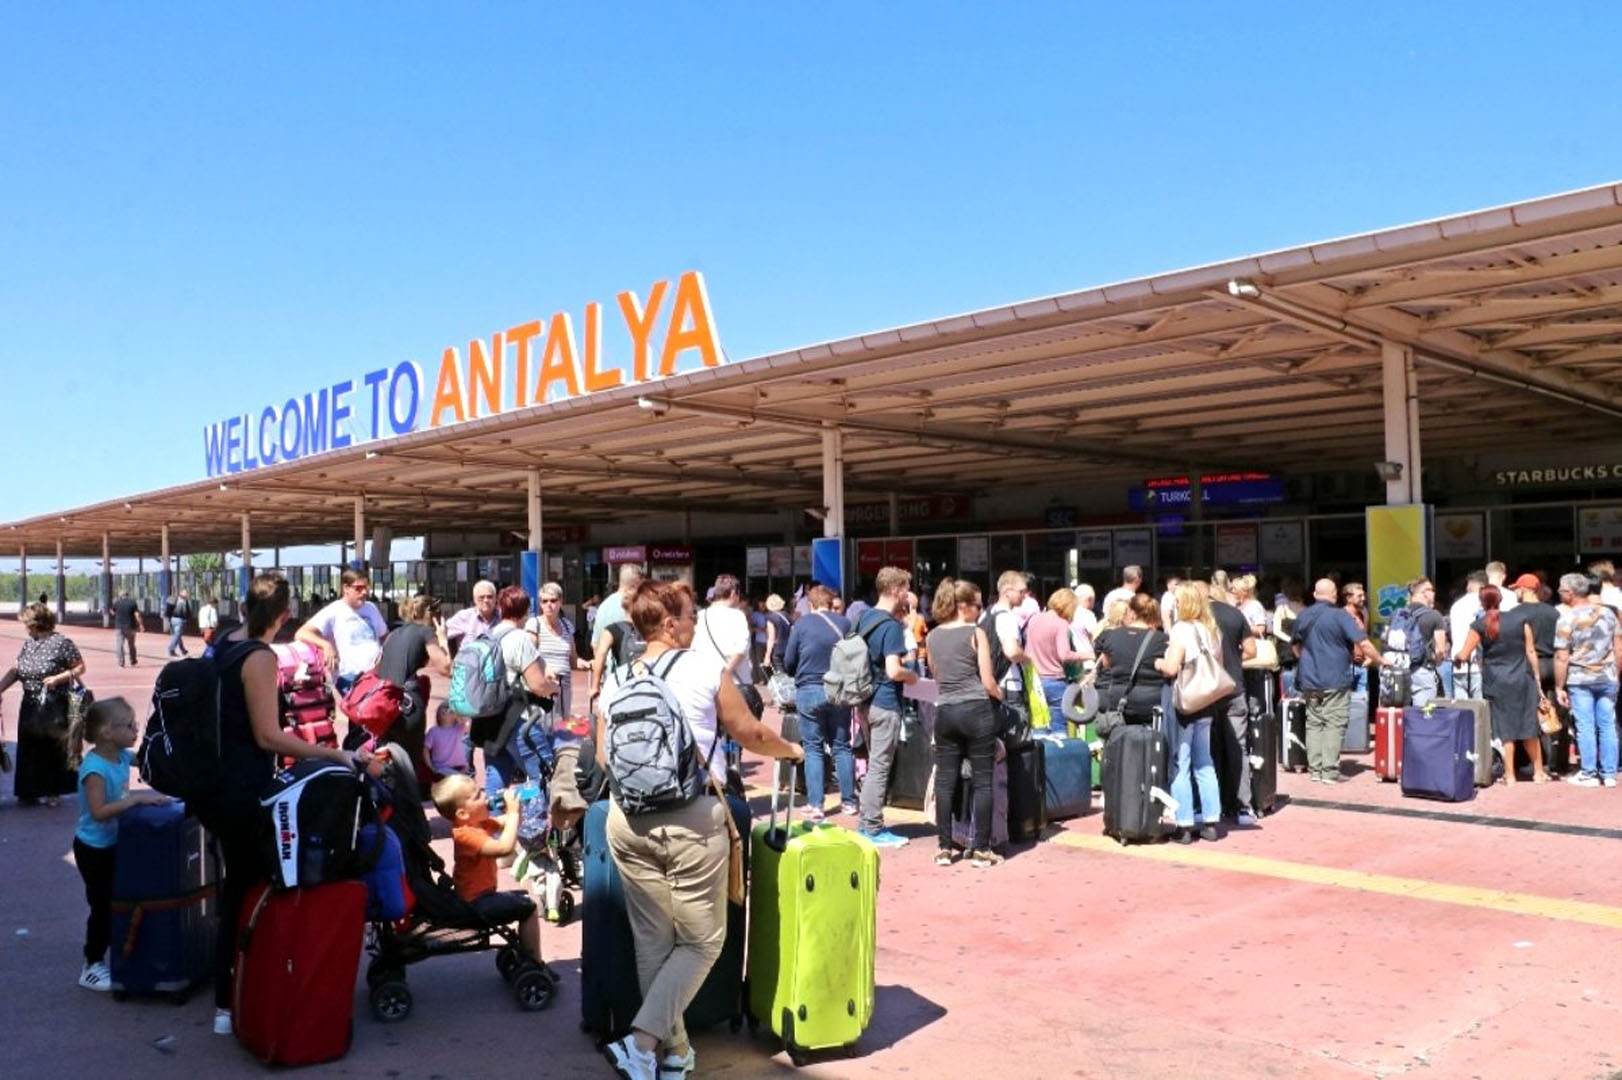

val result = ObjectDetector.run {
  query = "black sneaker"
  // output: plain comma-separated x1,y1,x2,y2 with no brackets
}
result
1173,827,1195,845
1199,824,1219,842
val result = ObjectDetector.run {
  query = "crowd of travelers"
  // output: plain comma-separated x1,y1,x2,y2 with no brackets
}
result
6,549,1621,1078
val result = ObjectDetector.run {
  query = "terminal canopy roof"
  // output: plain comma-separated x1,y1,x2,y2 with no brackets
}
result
14,183,1622,557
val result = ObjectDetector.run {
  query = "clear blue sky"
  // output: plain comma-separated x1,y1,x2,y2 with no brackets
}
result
3,2,1620,569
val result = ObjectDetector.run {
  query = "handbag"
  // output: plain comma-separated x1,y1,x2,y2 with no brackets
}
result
1537,697,1563,735
766,669,796,709
1242,637,1279,671
1094,631,1155,739
996,697,1032,750
1173,624,1237,714
1023,662,1054,730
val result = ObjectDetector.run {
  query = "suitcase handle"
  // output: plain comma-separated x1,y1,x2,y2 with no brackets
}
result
767,762,798,851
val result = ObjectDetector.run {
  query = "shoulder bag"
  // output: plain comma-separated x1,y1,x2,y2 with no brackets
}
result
1173,624,1237,715
1094,631,1155,739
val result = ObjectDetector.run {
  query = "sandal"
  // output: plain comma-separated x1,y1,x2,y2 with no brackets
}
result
933,849,958,867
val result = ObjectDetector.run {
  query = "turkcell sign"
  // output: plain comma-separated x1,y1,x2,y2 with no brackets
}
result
203,271,722,477
1129,472,1284,511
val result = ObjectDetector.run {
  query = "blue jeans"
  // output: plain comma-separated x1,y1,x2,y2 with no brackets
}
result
795,684,854,811
1567,682,1620,780
485,707,554,811
1171,713,1222,828
1438,659,1454,699
167,616,187,655
1041,678,1068,729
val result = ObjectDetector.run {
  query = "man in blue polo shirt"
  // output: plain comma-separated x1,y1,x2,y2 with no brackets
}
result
854,566,918,848
1292,578,1384,783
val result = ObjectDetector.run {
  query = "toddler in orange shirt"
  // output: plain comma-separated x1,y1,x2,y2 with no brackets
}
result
430,773,544,966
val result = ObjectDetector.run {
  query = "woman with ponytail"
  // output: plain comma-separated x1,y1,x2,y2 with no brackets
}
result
197,573,371,1037
1453,583,1546,783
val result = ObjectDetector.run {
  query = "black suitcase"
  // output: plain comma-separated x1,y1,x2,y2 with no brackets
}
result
1101,725,1169,844
580,794,749,1041
1281,699,1309,772
1248,710,1278,815
886,700,934,810
1004,740,1046,843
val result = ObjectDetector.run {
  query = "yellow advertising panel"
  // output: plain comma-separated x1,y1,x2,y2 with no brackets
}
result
1366,504,1431,632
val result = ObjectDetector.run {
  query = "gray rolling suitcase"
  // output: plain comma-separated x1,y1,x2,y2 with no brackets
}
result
1344,686,1372,753
1101,722,1170,844
1436,697,1495,786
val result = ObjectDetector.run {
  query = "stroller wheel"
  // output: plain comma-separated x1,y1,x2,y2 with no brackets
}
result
496,946,522,983
512,966,556,1012
555,890,576,926
370,979,413,1023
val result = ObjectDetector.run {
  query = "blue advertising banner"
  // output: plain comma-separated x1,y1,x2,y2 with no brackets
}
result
1129,472,1284,512
812,536,844,597
520,551,541,613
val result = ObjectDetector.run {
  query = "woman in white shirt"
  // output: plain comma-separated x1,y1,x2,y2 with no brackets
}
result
598,581,802,1080
1155,583,1226,845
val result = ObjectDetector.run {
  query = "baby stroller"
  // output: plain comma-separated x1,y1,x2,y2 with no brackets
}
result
364,743,559,1022
510,759,584,926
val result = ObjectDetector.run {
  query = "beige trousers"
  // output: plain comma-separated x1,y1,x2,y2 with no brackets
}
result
605,796,729,1049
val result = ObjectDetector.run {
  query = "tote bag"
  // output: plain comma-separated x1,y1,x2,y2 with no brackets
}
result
1173,623,1236,714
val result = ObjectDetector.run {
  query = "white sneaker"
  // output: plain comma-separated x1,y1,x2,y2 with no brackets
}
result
1236,811,1257,827
213,1009,233,1036
603,1035,658,1080
1567,773,1601,787
1603,777,1618,788
77,962,112,992
659,1046,696,1080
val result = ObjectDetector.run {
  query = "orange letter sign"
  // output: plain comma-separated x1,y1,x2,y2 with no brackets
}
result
579,301,623,393
506,320,542,409
659,270,721,376
429,347,467,427
617,280,669,383
533,312,583,404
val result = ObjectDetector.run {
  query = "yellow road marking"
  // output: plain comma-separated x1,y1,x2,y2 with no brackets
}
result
745,783,1622,929
1048,830,1622,930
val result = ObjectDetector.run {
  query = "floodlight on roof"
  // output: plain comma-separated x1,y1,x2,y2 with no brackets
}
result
365,450,380,459
637,397,669,416
1227,278,1261,299
219,483,230,491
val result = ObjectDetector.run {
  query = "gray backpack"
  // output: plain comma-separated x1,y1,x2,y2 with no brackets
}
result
603,650,715,815
822,611,883,707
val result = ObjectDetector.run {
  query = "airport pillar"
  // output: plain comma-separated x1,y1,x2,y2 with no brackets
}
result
820,423,845,539
371,526,391,568
240,513,252,600
159,525,171,613
1382,341,1422,504
101,532,112,627
522,468,544,611
17,545,25,612
353,497,366,570
55,538,65,622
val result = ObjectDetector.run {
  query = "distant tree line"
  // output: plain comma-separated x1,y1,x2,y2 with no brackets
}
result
0,573,98,601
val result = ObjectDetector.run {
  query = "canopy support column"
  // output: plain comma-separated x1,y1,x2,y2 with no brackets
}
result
523,468,544,609
55,539,65,622
16,544,25,613
101,532,112,626
1382,341,1422,504
159,525,171,612
353,497,366,570
821,424,845,539
240,513,252,599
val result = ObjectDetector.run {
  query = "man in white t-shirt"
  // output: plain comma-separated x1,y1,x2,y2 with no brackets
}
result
693,574,753,687
1589,560,1622,613
1447,571,1487,699
1486,561,1519,612
1101,565,1144,622
297,568,390,687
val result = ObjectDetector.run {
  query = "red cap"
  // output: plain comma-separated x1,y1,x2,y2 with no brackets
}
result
1509,573,1541,591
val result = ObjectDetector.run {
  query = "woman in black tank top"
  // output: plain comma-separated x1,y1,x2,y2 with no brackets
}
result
200,574,368,1033
926,579,1005,868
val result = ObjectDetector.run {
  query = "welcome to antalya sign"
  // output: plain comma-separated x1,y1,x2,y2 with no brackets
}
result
203,271,722,477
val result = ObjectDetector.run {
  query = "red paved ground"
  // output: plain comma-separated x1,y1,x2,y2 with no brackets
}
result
2,618,1620,1079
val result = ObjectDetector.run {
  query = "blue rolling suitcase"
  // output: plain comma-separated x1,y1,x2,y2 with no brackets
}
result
1399,705,1475,802
1036,735,1093,820
108,801,217,1001
579,794,750,1041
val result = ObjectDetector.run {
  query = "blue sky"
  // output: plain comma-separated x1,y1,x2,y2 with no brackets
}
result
3,2,1620,568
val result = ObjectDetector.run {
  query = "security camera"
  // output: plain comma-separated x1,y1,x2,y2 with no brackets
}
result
1374,461,1404,482
636,397,668,416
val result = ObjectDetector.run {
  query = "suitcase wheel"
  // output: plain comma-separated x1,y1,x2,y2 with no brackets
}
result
512,966,556,1012
370,978,413,1023
554,890,576,926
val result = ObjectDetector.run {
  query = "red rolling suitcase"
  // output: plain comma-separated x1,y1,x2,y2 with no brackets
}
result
1374,706,1403,781
234,880,367,1066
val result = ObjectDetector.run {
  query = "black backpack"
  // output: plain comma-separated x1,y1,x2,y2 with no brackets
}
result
138,639,264,801
608,620,647,670
978,607,1018,684
259,758,383,889
163,599,176,619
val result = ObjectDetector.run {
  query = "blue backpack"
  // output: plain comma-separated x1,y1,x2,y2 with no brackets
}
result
1384,605,1431,667
447,624,515,717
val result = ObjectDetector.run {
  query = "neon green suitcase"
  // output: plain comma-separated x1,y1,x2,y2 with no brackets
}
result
747,788,879,1064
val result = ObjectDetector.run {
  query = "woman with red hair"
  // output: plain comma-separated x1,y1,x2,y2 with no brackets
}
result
1453,584,1546,782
